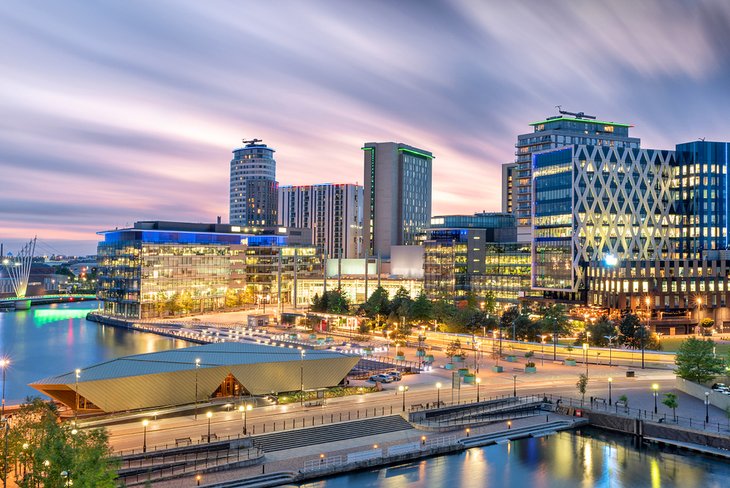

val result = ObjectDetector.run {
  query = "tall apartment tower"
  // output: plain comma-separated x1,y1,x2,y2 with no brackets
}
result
229,139,278,226
278,183,364,259
362,142,433,259
511,110,640,241
501,163,518,214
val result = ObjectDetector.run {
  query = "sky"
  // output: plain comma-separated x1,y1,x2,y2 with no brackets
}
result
1,0,729,255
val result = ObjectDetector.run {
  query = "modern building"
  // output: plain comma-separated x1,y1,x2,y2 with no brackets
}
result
96,221,318,319
423,213,535,306
279,183,363,259
31,342,359,413
501,162,518,214
362,142,433,259
531,145,676,300
230,139,278,226
509,110,640,241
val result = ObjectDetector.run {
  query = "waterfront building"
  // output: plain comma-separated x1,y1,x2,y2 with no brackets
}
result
298,277,422,307
31,342,358,413
97,221,318,319
230,139,278,226
362,142,433,259
278,183,363,259
532,145,676,300
423,213,535,306
510,110,640,241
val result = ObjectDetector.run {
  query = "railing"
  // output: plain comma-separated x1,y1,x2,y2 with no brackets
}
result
546,393,730,434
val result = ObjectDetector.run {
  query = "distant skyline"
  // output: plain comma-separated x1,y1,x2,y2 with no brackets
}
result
1,0,729,254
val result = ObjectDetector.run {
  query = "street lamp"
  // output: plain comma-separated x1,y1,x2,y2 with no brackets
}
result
1,358,8,488
608,377,613,406
239,404,252,434
604,335,616,367
513,374,517,397
435,382,442,406
300,350,305,407
194,358,201,420
642,297,650,369
74,368,81,421
399,385,409,412
142,419,149,453
540,335,546,366
206,411,213,443
705,391,710,423
476,378,481,403
652,383,659,414
697,298,703,335
583,343,589,377
61,470,72,487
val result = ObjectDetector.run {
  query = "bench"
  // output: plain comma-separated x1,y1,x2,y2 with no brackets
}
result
512,367,524,372
305,401,324,408
592,397,607,405
410,403,424,410
615,401,627,408
175,437,192,447
201,433,218,442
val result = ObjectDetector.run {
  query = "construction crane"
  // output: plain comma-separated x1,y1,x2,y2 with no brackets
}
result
555,106,596,120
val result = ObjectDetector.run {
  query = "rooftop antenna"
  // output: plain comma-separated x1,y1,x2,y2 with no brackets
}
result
242,138,263,146
699,137,706,142
557,108,596,120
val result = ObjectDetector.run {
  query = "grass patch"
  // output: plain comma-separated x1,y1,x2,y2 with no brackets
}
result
660,337,730,356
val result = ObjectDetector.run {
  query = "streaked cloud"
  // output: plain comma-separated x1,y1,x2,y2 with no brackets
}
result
1,0,729,254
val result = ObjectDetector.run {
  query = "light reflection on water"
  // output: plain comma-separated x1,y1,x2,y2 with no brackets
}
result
0,301,191,403
298,428,730,488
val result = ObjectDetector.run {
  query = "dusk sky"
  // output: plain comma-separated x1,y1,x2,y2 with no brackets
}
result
1,0,729,255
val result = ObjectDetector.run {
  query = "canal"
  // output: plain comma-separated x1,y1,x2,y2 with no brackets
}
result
299,428,730,487
0,301,192,403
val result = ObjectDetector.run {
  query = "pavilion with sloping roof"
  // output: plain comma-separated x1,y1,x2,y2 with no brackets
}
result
30,342,359,413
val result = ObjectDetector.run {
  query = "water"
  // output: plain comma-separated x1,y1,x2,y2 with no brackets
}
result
300,428,730,488
0,301,192,403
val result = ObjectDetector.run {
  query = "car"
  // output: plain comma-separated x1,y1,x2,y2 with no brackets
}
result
369,374,393,383
385,371,402,381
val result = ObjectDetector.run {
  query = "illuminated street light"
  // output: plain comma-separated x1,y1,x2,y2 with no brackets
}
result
608,377,613,406
194,358,201,419
206,411,213,443
476,377,482,403
399,385,409,412
142,419,149,453
652,383,659,414
239,404,253,435
435,382,442,405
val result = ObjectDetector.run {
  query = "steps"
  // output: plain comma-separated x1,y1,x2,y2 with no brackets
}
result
459,420,579,448
202,471,297,488
251,415,413,453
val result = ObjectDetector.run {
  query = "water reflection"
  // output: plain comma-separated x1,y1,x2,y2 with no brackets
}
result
299,428,730,488
0,301,191,403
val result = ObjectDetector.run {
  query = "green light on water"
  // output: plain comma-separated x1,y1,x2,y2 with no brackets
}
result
32,308,91,326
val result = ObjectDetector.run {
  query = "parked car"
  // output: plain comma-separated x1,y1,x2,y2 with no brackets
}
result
386,371,402,381
369,374,393,383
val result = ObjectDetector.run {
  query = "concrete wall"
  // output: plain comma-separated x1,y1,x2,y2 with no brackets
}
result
674,377,730,411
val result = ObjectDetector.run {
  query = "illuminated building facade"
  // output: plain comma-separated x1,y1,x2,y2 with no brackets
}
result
511,112,640,241
278,183,363,259
362,142,433,259
97,221,317,319
230,140,278,226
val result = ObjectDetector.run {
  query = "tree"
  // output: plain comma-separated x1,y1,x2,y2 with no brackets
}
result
699,317,715,336
675,338,727,384
618,313,642,349
325,288,350,314
585,316,617,347
481,291,498,316
500,306,519,337
662,393,679,421
411,292,434,324
363,286,390,324
446,339,463,361
8,398,118,488
540,304,571,344
225,288,240,308
576,374,588,406
390,287,414,320
513,314,541,342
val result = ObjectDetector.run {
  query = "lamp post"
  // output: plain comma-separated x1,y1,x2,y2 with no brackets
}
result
300,350,305,407
540,335,546,366
604,335,616,367
608,377,613,406
399,385,409,412
705,391,710,423
652,383,659,414
583,343,589,377
194,358,201,420
476,378,481,403
642,297,650,369
206,411,213,443
239,404,252,434
61,470,72,487
513,374,517,397
74,368,81,421
142,419,149,453
1,358,8,488
697,298,703,335
436,382,442,405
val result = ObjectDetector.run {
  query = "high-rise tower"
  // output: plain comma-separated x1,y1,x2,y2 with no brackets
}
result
362,142,433,259
229,139,278,226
